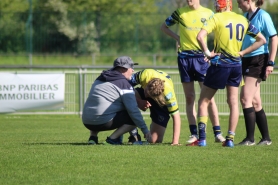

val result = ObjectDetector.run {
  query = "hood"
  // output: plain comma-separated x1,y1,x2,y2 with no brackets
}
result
96,69,126,82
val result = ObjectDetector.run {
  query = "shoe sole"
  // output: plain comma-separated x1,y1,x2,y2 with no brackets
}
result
257,141,272,145
198,141,206,147
186,140,199,146
88,140,96,145
237,142,255,146
215,134,226,143
187,139,198,143
222,141,234,147
133,141,143,145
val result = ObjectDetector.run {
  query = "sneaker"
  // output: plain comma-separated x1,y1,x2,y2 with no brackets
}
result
133,141,143,145
215,134,226,143
88,136,98,145
198,140,206,147
186,135,198,143
222,140,234,147
128,134,142,144
118,135,124,144
238,139,255,146
186,140,199,146
257,139,272,145
104,137,122,145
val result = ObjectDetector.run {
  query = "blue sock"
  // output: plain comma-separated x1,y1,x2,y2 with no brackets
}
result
198,122,207,140
189,125,197,135
213,126,221,137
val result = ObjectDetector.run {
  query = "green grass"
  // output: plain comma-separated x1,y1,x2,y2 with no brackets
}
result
0,115,277,185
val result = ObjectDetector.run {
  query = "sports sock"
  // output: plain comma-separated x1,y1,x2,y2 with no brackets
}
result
243,107,256,142
198,116,208,141
129,128,138,136
213,126,221,137
226,131,235,141
189,125,198,136
255,108,270,140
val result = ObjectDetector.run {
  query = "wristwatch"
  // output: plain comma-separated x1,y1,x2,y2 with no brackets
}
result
267,61,275,66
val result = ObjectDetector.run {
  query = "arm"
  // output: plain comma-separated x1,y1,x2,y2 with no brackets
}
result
161,23,180,47
268,35,278,61
121,87,150,135
196,29,212,58
239,32,266,57
265,35,278,78
134,89,151,111
171,111,181,145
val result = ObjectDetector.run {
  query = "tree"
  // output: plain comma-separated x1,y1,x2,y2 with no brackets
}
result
0,0,29,52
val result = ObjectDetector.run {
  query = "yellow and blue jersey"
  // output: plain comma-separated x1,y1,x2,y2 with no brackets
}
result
202,11,260,65
165,6,214,52
130,69,179,114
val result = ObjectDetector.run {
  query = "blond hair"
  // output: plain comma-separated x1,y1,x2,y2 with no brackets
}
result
145,78,166,107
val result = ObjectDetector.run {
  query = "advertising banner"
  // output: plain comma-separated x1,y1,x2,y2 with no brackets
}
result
0,73,65,113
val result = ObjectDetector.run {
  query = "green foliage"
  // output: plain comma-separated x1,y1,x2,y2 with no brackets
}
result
0,0,29,52
0,0,278,55
1,115,278,184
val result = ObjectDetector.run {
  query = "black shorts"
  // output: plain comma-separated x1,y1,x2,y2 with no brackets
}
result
242,54,268,81
136,87,170,128
84,110,135,131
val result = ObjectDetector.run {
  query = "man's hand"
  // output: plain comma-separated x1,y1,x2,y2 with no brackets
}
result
144,132,152,142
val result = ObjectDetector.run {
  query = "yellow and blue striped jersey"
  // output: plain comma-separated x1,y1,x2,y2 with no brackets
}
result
202,11,260,60
165,6,214,52
130,69,179,114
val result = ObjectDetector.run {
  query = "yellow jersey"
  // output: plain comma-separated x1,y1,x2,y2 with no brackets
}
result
130,69,179,114
202,11,260,59
165,6,214,51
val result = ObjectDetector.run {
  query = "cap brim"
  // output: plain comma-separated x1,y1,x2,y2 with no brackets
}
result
111,62,139,70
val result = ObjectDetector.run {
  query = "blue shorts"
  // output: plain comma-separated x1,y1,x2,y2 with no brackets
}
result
204,65,242,89
136,87,170,128
177,52,209,82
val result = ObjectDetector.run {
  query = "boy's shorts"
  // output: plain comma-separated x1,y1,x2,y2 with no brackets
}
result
204,65,242,89
136,87,170,128
177,52,209,83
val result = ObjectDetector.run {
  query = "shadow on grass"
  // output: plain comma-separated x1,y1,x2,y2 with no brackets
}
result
23,142,90,146
23,142,173,146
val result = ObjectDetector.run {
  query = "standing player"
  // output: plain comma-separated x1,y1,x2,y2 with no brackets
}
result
128,69,181,145
196,0,266,147
161,0,225,145
237,0,277,146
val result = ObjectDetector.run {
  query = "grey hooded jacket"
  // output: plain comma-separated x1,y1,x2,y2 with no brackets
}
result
82,69,149,134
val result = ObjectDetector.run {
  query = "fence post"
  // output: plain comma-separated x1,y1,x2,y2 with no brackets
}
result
79,67,83,117
92,53,95,65
153,54,157,66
